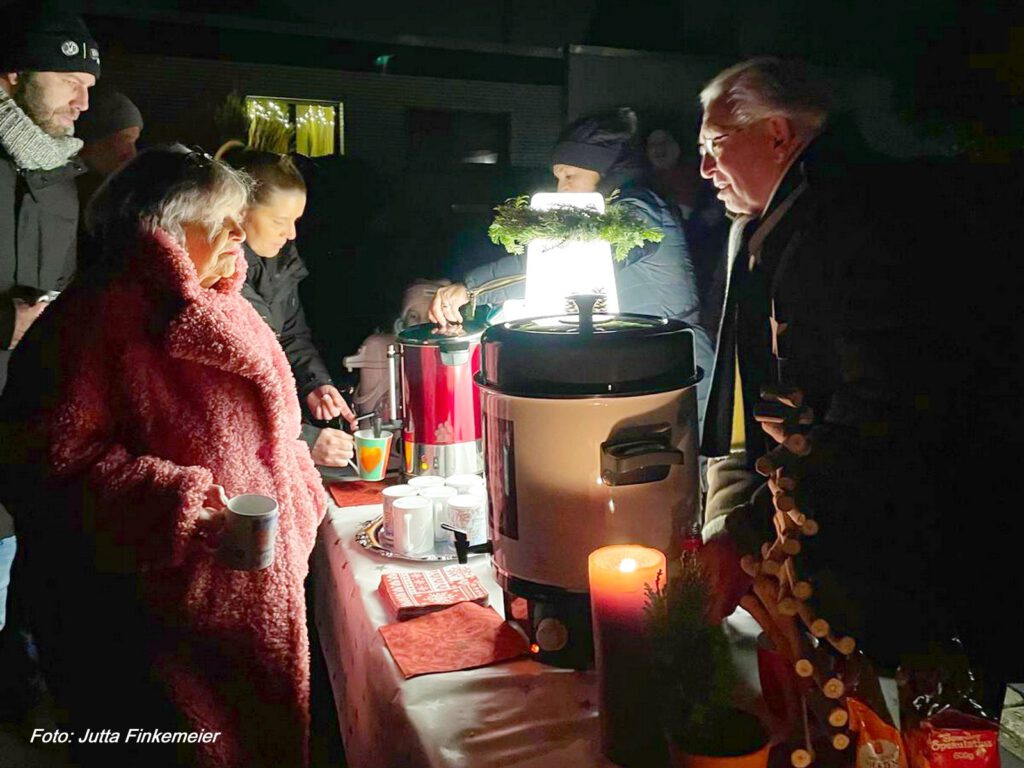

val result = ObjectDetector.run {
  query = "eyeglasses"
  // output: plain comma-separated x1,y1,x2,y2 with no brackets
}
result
697,126,749,159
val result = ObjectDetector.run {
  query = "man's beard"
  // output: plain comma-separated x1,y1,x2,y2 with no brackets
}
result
12,75,75,138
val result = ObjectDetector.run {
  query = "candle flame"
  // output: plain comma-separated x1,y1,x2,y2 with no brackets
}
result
618,558,638,573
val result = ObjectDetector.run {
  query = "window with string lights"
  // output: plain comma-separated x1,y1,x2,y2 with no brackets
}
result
244,96,344,157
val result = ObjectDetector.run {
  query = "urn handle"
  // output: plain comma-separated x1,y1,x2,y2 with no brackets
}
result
600,430,683,487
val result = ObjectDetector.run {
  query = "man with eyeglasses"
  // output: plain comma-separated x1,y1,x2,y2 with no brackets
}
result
694,57,1019,714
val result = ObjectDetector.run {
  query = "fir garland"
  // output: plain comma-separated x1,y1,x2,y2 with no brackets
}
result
488,195,664,262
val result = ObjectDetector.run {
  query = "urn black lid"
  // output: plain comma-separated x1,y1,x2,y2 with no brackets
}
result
477,311,701,398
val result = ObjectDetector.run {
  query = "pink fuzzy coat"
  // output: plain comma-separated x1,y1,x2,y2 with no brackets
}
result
1,229,327,767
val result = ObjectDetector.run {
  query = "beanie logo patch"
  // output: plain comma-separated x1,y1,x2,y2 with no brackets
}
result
89,48,100,63
61,40,80,57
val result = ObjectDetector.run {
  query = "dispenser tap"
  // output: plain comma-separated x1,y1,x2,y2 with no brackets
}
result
441,523,493,564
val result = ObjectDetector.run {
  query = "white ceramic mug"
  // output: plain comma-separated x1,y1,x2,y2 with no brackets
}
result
407,475,446,491
220,494,279,571
444,473,482,494
419,485,458,542
446,494,486,546
391,495,434,556
380,484,418,541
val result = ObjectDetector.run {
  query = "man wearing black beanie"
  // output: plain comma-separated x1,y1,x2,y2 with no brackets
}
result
0,1,99,727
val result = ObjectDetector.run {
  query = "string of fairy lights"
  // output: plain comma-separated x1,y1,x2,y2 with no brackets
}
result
245,99,335,131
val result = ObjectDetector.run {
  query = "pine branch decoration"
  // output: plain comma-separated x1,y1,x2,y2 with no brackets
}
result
488,195,664,262
645,554,740,748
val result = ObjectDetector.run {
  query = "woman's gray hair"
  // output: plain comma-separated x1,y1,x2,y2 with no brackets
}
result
700,57,830,140
86,144,253,260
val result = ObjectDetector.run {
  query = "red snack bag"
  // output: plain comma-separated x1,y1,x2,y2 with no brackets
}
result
896,640,1001,768
848,697,909,768
904,710,1000,768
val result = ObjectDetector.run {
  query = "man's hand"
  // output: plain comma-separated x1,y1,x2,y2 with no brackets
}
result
8,298,49,350
697,533,752,625
427,283,469,327
306,384,356,428
754,385,813,445
310,427,355,467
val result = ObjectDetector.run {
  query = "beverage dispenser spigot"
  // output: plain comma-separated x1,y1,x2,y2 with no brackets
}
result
441,523,493,564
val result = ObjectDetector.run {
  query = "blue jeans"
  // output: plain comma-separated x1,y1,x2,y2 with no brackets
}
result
0,535,14,632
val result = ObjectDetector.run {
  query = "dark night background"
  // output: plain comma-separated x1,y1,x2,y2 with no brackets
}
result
13,0,1024,380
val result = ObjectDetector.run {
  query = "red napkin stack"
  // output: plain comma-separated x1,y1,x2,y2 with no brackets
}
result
328,478,397,508
378,565,489,620
379,602,529,678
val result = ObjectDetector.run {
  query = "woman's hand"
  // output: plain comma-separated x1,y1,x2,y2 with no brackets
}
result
306,384,356,427
204,484,229,509
427,283,469,327
311,428,355,467
197,484,229,550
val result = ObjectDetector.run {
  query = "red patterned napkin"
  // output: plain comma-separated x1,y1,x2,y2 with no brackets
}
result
379,602,529,678
379,565,489,620
327,478,396,508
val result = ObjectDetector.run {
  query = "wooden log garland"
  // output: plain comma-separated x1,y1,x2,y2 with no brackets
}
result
737,417,883,767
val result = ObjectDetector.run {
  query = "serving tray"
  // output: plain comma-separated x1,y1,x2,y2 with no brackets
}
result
356,516,481,563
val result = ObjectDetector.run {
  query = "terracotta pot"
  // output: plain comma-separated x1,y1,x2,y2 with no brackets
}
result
665,709,770,768
667,740,771,768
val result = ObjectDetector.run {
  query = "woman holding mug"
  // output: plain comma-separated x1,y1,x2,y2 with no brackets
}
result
0,146,327,767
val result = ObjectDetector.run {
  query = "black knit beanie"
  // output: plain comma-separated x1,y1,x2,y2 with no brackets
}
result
551,107,648,192
0,5,101,78
76,90,142,142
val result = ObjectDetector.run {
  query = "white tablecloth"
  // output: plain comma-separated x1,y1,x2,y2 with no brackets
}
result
312,503,777,768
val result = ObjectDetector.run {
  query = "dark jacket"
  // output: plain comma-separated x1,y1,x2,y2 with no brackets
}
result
0,149,85,392
240,241,333,401
707,132,1024,678
464,185,715,426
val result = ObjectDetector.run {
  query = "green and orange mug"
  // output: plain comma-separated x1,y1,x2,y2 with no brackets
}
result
354,429,393,481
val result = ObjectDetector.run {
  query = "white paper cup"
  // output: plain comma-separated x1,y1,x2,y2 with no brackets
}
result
407,475,446,491
381,484,418,541
391,496,434,555
446,494,486,546
220,494,278,571
419,485,458,542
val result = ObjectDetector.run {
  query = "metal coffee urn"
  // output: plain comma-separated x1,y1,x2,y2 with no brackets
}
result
393,318,487,478
476,298,703,668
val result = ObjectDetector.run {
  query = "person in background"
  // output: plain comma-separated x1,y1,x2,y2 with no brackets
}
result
344,278,454,420
644,122,730,338
0,146,328,767
220,147,359,468
429,107,714,425
0,4,98,723
75,87,143,202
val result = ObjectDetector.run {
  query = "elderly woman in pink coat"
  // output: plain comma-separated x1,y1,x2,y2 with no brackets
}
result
0,146,327,768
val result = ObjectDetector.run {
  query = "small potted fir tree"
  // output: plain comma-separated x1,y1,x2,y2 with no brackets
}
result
645,553,770,768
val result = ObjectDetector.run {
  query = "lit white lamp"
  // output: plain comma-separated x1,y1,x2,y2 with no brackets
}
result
496,192,619,322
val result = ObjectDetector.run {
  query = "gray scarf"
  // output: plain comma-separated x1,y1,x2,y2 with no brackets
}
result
0,92,83,171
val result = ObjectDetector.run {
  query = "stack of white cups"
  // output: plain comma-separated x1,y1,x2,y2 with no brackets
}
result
379,474,489,555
